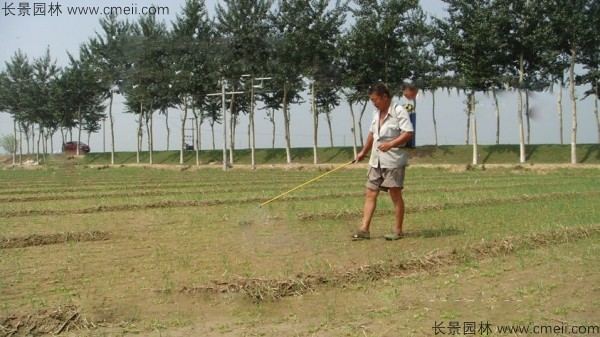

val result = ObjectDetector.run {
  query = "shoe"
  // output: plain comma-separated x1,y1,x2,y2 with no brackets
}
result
352,230,370,240
384,232,403,241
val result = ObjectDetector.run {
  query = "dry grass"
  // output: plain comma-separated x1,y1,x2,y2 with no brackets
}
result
0,305,94,336
0,231,109,249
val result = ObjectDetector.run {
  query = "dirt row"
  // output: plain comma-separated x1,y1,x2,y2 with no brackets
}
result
0,231,110,249
178,224,600,302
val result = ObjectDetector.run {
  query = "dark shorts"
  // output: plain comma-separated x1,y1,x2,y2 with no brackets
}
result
366,166,406,192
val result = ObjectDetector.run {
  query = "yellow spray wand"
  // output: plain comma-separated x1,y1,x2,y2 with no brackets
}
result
258,160,356,208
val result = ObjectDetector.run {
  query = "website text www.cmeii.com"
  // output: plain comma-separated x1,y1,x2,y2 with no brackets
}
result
433,321,600,335
3,2,170,17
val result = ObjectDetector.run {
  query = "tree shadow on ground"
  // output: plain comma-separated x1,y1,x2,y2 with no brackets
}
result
580,145,599,163
321,147,354,163
409,145,453,159
158,151,181,164
481,145,520,164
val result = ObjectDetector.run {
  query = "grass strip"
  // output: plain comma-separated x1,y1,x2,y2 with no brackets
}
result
0,190,596,219
297,190,599,220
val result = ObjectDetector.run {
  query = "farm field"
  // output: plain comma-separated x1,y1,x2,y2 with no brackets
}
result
0,161,599,336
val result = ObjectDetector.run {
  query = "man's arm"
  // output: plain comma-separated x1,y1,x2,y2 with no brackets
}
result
377,131,414,152
356,132,374,161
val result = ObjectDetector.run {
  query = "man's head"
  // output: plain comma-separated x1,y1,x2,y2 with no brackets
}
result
402,84,418,100
368,83,392,112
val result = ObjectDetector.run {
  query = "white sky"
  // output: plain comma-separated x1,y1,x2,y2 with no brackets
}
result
0,0,597,153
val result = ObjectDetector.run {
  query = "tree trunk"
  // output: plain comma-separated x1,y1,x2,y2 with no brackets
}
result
348,101,357,158
180,96,188,164
432,90,439,146
557,82,564,144
32,127,36,155
13,119,16,166
193,103,201,166
77,106,82,156
210,121,216,150
283,82,292,164
147,104,153,165
165,108,170,151
137,102,143,164
526,90,531,145
358,101,368,147
250,82,256,169
18,123,22,164
230,113,236,166
43,129,48,157
517,89,526,163
109,92,116,165
196,113,202,162
569,47,578,164
493,89,500,145
312,82,318,165
60,128,65,149
23,124,30,155
471,93,478,165
221,82,227,171
595,95,599,144
465,97,471,145
270,109,276,149
36,126,41,163
518,53,526,163
229,93,235,166
40,127,46,161
326,111,334,147
49,130,55,155
102,117,106,153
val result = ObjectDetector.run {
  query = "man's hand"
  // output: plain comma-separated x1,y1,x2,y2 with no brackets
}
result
355,150,367,162
377,142,394,152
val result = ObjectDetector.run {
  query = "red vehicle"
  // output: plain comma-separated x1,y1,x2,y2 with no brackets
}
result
62,141,90,153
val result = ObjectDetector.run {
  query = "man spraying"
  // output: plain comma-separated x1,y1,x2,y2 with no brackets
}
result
353,83,415,241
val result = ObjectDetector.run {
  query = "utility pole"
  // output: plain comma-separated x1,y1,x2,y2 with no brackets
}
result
102,117,106,153
207,79,243,171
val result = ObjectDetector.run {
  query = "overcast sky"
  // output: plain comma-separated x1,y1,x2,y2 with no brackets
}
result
0,0,597,153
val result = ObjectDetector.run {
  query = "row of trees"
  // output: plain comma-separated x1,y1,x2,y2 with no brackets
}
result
1,0,598,166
